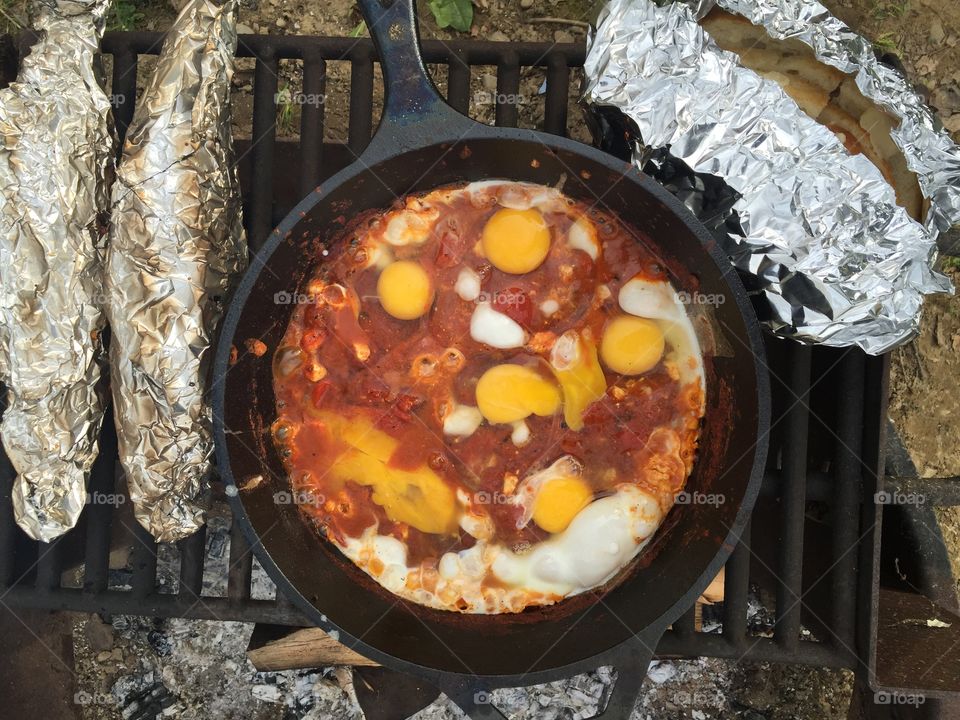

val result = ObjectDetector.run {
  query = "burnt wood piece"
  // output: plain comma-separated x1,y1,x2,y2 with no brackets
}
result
875,588,960,697
247,624,378,671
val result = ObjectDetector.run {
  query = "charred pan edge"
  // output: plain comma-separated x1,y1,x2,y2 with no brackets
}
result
583,0,956,354
106,0,246,542
0,0,114,541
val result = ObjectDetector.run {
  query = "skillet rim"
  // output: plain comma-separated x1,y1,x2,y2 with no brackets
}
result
212,125,771,685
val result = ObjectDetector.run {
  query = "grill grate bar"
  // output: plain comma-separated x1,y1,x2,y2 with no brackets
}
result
543,53,570,136
81,449,118,594
248,53,280,250
0,31,887,678
100,34,587,69
658,633,848,669
227,518,253,602
446,51,471,114
1,584,305,623
722,520,751,650
347,49,375,155
298,54,327,196
178,525,207,599
495,51,521,128
829,349,866,656
672,602,698,637
130,520,159,600
35,536,61,591
773,344,811,650
0,433,15,589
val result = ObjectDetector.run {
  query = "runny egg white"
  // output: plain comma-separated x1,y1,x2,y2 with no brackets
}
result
619,276,705,390
469,302,527,349
339,483,664,613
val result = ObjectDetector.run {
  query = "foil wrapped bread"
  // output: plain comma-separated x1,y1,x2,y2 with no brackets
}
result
106,0,246,542
583,0,960,353
0,0,114,542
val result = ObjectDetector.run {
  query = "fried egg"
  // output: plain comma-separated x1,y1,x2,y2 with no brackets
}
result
618,275,705,388
475,364,560,424
550,330,607,431
470,302,528,349
454,267,481,301
377,260,434,320
338,482,663,612
465,180,561,211
481,208,551,274
567,215,600,260
490,485,663,596
380,199,439,246
508,455,590,532
442,403,483,437
600,315,665,375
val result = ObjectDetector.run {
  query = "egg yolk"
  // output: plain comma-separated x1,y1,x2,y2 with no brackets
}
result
319,412,458,535
550,331,607,431
330,451,458,535
600,316,665,375
481,208,551,274
475,364,561,424
377,260,434,320
532,476,593,534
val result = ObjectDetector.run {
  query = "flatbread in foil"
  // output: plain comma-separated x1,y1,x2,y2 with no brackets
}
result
583,0,957,353
106,0,246,542
0,0,114,542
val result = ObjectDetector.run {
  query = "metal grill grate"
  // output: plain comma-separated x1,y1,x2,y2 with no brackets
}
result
0,32,887,672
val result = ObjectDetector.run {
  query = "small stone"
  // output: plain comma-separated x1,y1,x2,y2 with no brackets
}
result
944,113,960,135
520,0,534,8
553,30,575,43
236,22,254,34
916,54,939,75
930,16,945,44
276,17,287,28
95,651,113,663
252,684,282,703
933,84,960,113
646,660,677,684
490,30,510,42
481,73,497,92
85,618,115,652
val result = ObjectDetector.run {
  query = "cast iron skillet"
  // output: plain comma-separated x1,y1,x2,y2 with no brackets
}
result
212,0,770,716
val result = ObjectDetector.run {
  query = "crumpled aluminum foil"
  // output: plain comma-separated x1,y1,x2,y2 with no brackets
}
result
583,0,959,353
106,0,246,542
0,0,114,542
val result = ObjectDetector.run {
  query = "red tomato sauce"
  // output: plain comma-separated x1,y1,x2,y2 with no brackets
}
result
272,183,703,567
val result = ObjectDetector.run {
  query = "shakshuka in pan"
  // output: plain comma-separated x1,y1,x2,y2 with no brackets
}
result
270,180,706,614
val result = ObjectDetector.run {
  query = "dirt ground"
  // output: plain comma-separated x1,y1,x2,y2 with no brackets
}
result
1,0,960,718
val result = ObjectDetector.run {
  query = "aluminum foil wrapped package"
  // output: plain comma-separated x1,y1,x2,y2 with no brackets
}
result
583,0,960,353
106,0,246,542
0,0,114,542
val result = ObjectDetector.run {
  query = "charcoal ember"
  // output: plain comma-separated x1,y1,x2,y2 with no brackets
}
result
147,628,173,658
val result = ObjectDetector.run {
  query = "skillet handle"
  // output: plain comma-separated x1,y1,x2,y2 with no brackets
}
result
356,0,478,160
